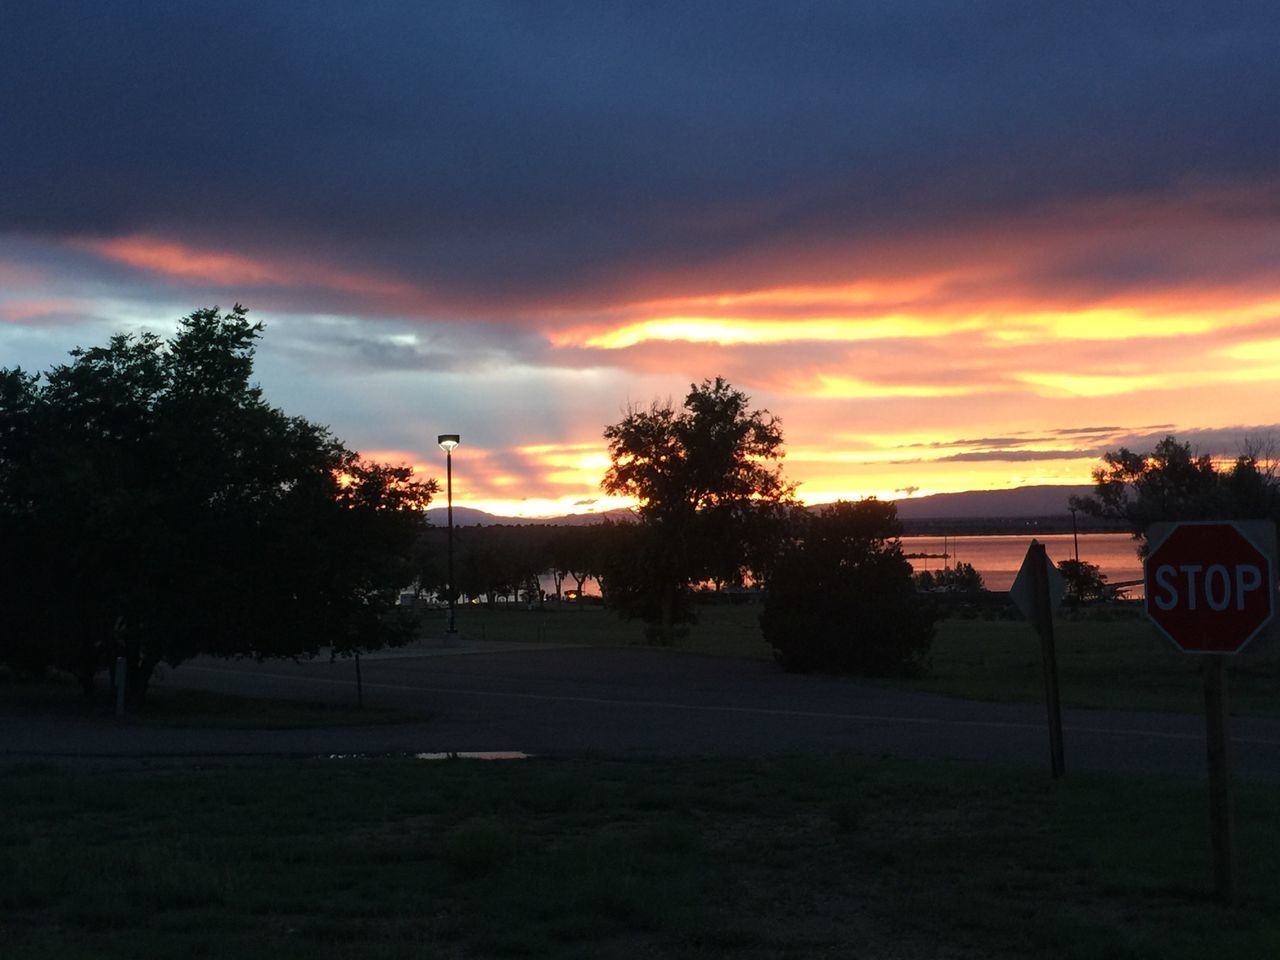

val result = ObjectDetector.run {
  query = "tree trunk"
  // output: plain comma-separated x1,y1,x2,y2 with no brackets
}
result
77,661,95,697
659,585,675,645
124,654,159,706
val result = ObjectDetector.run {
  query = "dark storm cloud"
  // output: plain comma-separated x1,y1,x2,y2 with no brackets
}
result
264,315,558,373
927,436,1050,449
892,424,1280,468
1051,426,1125,436
3,2,1279,306
933,449,1092,463
1104,425,1280,455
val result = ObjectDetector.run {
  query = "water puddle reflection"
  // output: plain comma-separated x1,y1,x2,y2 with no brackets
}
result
321,751,531,761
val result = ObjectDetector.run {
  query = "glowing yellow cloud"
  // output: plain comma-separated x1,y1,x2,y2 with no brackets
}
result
1221,338,1280,363
1015,372,1167,397
570,315,961,349
518,443,611,473
628,274,955,311
988,308,1221,343
556,302,1272,353
807,374,988,399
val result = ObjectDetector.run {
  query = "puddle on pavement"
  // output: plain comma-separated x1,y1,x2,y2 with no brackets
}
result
319,751,531,761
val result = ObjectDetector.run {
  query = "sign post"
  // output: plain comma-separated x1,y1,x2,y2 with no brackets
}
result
1143,520,1277,904
1010,540,1066,778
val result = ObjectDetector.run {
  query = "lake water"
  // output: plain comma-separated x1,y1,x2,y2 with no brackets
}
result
539,531,1145,599
903,532,1143,595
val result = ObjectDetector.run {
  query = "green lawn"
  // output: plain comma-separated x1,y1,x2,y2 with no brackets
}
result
435,601,1280,716
0,671,421,729
914,613,1280,716
9,602,1275,724
440,601,773,658
2,755,1276,959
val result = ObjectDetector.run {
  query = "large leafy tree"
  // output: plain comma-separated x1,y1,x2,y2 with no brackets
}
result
1071,435,1280,553
601,377,795,641
0,306,436,701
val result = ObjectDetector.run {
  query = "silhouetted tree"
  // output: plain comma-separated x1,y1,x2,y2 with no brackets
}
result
597,519,694,639
762,499,935,676
601,378,794,642
1071,435,1280,553
566,524,607,601
915,561,984,593
0,306,436,701
1057,558,1109,603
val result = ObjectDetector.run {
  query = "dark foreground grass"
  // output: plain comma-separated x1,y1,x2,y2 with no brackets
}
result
441,602,773,658
0,670,420,729
2,755,1277,959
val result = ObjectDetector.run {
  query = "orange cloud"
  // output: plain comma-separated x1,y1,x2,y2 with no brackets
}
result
11,180,1279,517
0,297,87,324
74,235,416,300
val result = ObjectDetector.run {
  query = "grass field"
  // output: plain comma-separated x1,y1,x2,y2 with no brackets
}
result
7,601,1276,724
2,754,1276,959
0,671,421,729
914,613,1280,716
436,602,1280,716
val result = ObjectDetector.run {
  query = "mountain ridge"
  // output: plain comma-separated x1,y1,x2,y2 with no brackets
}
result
425,483,1100,526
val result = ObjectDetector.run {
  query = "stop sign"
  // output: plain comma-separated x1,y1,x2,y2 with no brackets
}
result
1144,521,1277,654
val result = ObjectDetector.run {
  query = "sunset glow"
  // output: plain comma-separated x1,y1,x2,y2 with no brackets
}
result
572,315,960,349
4,4,1279,518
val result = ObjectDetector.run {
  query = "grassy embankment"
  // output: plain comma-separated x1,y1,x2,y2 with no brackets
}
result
3,754,1277,959
438,601,1280,716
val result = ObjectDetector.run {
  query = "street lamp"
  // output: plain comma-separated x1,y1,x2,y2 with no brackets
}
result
1068,504,1081,604
1068,505,1080,564
438,434,460,635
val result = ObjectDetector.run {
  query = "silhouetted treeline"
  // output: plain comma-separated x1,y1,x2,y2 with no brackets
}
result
412,523,612,607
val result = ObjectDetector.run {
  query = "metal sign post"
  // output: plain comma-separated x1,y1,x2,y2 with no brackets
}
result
1010,540,1066,778
1144,519,1278,904
1202,654,1234,902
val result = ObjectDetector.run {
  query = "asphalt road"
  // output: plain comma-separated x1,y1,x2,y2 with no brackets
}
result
5,642,1280,780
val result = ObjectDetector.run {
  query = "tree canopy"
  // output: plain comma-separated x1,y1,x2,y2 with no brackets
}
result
761,499,935,676
0,306,436,701
601,377,795,640
1071,435,1280,551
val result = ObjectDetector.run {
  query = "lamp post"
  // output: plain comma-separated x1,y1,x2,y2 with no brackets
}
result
437,434,460,635
1068,506,1080,564
1068,504,1081,604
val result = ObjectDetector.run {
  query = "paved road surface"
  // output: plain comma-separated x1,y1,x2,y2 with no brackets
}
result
5,642,1279,779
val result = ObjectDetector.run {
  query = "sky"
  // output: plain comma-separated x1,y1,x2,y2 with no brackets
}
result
3,2,1280,517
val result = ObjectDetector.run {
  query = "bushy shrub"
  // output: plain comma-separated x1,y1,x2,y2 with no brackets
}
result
914,561,984,593
761,499,935,676
1058,558,1109,603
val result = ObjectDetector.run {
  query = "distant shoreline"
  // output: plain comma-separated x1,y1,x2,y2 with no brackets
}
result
899,515,1128,538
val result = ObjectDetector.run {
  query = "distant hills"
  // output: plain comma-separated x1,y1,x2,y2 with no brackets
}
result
891,484,1094,520
424,506,630,527
426,483,1105,529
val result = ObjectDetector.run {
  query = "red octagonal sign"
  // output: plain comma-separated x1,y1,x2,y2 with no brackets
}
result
1144,521,1277,654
